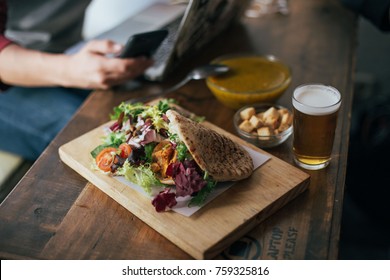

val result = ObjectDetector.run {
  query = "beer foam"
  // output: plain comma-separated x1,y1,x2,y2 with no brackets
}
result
293,84,341,116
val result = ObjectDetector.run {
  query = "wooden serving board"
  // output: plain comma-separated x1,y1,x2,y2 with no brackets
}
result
59,119,310,259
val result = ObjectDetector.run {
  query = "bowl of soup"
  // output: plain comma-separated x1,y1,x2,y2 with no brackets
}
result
206,54,292,109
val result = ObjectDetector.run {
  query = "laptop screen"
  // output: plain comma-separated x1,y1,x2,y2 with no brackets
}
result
145,0,251,81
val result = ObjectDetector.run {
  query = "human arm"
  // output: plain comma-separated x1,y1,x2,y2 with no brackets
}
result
0,40,153,89
0,0,153,90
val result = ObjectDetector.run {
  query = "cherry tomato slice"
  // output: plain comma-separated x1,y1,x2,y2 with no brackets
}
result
119,143,132,158
96,147,118,172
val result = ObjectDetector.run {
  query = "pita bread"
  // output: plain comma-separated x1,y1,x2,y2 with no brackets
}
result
166,109,253,181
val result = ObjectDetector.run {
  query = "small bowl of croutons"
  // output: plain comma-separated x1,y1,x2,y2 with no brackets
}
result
234,104,293,148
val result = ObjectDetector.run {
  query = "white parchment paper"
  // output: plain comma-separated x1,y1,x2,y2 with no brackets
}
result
115,146,271,216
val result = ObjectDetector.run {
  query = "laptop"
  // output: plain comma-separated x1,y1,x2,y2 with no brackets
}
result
66,0,250,81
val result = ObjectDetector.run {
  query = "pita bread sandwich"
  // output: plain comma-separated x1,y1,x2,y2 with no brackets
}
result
166,109,253,181
91,99,253,212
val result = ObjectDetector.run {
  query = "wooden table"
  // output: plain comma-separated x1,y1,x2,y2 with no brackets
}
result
0,0,357,260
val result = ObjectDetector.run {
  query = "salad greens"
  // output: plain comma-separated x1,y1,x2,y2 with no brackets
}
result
90,131,126,158
91,99,216,212
117,161,163,194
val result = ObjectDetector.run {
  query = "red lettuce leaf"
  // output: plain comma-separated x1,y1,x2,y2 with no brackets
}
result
152,188,177,212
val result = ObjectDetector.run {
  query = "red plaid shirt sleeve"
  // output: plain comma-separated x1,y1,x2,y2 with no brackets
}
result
0,0,12,90
0,0,12,51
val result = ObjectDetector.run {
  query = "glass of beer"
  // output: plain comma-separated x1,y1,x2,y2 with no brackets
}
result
292,84,341,170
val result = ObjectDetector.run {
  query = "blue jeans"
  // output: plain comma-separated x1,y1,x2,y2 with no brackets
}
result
0,86,90,161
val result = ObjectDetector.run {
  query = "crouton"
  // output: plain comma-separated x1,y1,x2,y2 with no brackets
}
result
264,116,280,129
257,127,273,139
249,115,263,128
239,107,256,120
263,107,279,120
277,123,290,133
238,120,254,133
281,112,293,126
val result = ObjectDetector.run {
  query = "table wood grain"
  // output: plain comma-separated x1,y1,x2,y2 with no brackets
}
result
0,0,357,260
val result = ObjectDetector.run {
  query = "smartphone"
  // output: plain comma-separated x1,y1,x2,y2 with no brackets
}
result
118,29,168,58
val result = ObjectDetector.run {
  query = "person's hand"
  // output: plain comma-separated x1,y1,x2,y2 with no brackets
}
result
63,40,154,89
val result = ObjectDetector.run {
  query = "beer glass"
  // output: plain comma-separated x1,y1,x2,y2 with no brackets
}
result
292,84,341,170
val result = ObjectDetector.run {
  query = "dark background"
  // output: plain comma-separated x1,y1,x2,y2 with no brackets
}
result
339,17,390,260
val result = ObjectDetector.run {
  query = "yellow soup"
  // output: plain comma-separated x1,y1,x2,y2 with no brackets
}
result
206,55,291,109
